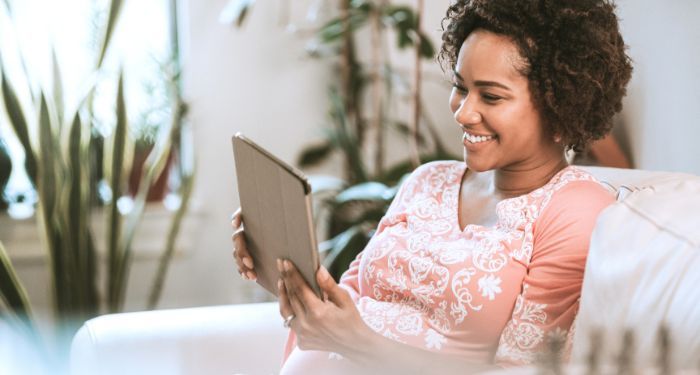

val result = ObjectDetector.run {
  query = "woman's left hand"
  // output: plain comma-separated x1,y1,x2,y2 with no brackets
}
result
277,259,373,358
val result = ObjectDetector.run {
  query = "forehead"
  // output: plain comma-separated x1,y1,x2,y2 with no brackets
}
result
454,30,526,82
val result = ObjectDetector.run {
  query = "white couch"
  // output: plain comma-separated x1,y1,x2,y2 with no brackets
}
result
70,166,700,374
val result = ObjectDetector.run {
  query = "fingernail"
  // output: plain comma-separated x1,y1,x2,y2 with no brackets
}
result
243,257,254,269
247,271,256,281
241,272,248,280
276,259,283,272
284,260,292,271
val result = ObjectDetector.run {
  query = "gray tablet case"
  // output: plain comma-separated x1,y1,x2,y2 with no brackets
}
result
232,133,321,297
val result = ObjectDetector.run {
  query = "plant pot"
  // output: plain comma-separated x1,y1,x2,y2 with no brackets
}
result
128,145,173,202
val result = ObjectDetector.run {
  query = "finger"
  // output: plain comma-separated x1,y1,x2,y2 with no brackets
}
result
232,226,255,274
278,278,296,320
316,266,352,307
279,259,307,316
230,208,242,227
280,259,321,312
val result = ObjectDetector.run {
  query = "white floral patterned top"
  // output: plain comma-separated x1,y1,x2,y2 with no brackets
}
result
281,160,614,372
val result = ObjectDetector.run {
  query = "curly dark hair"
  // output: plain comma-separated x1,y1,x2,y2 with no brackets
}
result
438,0,633,152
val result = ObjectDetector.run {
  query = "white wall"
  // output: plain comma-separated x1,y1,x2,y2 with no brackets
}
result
615,0,700,174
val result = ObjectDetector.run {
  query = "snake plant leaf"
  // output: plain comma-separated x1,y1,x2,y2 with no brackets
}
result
65,113,98,315
0,242,34,325
147,94,193,309
51,48,65,126
96,0,124,69
0,66,37,184
219,0,255,28
37,93,58,221
147,161,195,309
106,72,127,311
297,141,334,168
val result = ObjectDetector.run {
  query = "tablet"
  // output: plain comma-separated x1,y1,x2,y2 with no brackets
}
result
231,133,321,298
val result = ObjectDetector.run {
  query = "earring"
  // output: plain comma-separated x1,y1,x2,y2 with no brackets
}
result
553,135,562,143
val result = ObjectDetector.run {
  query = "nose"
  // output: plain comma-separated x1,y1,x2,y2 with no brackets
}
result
454,96,482,126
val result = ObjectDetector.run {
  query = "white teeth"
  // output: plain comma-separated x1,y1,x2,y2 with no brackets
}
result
463,132,495,144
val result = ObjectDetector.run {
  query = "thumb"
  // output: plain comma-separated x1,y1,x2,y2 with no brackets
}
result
317,266,351,307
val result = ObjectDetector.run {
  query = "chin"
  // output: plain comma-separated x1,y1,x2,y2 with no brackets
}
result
463,157,493,172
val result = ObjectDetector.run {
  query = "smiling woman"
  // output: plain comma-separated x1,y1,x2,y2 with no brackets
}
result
231,0,633,373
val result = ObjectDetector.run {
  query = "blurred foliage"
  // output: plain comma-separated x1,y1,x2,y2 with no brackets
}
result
0,0,194,368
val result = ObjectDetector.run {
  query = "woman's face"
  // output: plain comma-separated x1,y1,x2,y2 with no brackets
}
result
449,29,561,173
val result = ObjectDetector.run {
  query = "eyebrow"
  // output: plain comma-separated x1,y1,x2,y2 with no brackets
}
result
452,69,512,91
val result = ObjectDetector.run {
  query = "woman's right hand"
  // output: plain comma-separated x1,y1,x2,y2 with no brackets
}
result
231,208,257,281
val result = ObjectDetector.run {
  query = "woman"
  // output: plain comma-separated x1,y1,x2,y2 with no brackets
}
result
232,0,632,372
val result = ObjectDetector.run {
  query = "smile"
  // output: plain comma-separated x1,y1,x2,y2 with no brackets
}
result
462,131,496,144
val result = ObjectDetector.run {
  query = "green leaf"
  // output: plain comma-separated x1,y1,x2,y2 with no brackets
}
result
0,242,34,326
418,32,435,58
96,0,125,69
37,93,58,221
297,141,334,168
328,88,368,182
391,121,427,146
0,66,37,184
219,0,255,28
308,175,347,195
51,48,65,125
147,159,195,309
334,181,392,203
317,12,369,44
383,5,416,30
322,225,370,281
107,72,127,312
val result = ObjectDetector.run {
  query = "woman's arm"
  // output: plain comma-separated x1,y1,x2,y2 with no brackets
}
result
277,259,498,374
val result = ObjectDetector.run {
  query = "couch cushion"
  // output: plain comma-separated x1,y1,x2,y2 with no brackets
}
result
579,166,696,201
572,176,700,370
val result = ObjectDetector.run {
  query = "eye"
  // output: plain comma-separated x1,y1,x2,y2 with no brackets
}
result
482,93,502,103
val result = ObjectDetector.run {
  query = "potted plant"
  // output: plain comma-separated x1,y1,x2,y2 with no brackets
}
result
0,0,195,369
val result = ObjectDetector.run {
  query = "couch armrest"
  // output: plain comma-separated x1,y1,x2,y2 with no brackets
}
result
71,302,287,375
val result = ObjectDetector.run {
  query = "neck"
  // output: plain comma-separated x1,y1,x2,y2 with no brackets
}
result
494,156,569,198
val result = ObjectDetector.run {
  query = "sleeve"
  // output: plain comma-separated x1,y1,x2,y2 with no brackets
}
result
493,180,615,367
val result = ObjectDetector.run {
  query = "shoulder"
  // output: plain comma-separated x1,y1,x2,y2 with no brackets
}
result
533,168,616,245
546,166,616,214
